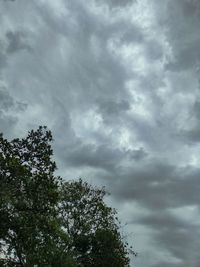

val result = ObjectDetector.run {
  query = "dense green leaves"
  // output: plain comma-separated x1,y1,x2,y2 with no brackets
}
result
0,127,66,266
60,180,130,267
0,127,132,267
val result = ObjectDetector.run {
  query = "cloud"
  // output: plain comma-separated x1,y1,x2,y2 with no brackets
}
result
6,30,31,54
139,209,200,267
0,84,27,137
1,0,200,266
154,0,200,72
94,0,135,9
111,163,193,207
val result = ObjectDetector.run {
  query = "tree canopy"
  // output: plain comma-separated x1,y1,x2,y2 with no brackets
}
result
0,126,133,267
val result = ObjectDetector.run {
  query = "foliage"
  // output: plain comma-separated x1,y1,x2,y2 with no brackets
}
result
60,180,130,267
0,127,132,267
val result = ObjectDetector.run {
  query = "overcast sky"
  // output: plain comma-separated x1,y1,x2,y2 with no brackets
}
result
1,0,200,266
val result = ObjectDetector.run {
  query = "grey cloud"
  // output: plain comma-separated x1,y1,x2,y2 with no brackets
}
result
95,0,135,9
98,99,130,114
184,128,200,142
180,100,200,142
120,25,144,44
6,30,31,54
156,226,200,265
129,147,147,161
111,163,200,210
145,40,163,61
0,113,16,135
0,42,7,71
11,0,132,103
97,99,130,123
0,86,27,137
166,41,200,72
140,211,200,266
1,0,200,266
181,0,200,16
155,0,200,72
110,162,176,206
64,143,123,171
140,212,187,231
0,30,31,76
152,262,190,267
113,163,200,265
0,88,14,110
0,87,27,112
193,100,200,119
58,140,147,173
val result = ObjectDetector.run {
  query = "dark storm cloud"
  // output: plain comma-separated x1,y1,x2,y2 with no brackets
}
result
140,210,200,266
109,159,200,265
98,99,130,114
181,100,200,142
51,98,146,173
0,40,7,71
0,86,26,113
97,99,130,124
110,163,200,210
0,86,27,137
0,26,28,136
6,30,31,54
61,142,147,173
151,0,200,147
3,0,134,104
0,88,14,110
0,87,27,114
158,0,200,72
0,53,7,71
95,0,134,9
1,0,200,266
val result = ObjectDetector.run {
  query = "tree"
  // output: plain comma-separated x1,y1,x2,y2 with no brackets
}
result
0,127,133,267
60,179,131,267
0,127,75,266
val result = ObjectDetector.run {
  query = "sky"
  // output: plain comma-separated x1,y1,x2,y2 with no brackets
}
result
1,0,200,266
